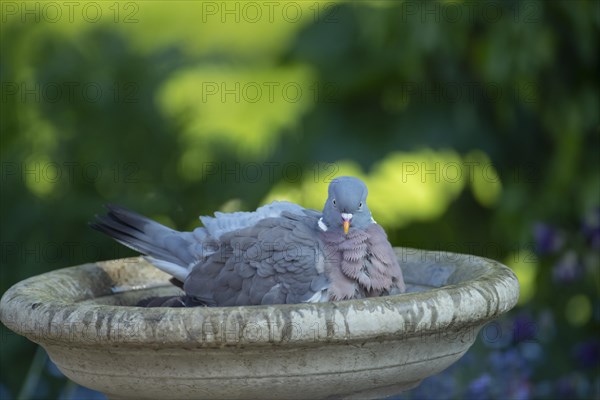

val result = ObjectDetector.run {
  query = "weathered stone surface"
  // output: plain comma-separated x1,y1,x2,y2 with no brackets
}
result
0,248,519,400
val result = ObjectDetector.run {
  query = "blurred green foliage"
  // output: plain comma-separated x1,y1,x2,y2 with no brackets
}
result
1,0,598,399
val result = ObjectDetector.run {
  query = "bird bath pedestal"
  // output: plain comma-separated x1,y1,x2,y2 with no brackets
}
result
0,248,519,400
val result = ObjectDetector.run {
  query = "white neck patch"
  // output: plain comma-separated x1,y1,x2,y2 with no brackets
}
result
341,212,353,221
318,217,328,232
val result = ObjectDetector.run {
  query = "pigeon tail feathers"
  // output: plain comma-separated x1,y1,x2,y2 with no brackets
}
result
90,204,194,281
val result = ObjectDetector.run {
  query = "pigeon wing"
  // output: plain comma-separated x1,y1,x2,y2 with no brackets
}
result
183,212,327,306
91,201,310,284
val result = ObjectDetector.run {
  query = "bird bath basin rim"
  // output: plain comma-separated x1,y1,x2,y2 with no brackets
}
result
0,247,520,349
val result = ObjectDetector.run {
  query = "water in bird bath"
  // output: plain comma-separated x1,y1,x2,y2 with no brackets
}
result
78,254,457,307
78,285,183,306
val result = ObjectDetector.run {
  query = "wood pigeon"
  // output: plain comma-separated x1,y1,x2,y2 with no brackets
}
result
91,176,405,307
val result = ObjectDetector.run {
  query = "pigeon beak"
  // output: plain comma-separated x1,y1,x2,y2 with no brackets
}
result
341,213,352,235
343,220,350,235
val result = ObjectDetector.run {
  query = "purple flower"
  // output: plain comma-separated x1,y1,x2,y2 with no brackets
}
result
509,379,532,400
519,342,543,362
582,208,600,250
466,373,492,400
556,376,576,398
488,348,532,380
573,339,600,369
512,313,537,344
554,373,592,398
533,223,564,255
552,251,582,283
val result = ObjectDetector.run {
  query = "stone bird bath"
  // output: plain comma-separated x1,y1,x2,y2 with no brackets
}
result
0,248,519,399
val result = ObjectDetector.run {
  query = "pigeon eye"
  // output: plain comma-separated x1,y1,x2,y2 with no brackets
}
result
359,202,363,209
332,199,336,207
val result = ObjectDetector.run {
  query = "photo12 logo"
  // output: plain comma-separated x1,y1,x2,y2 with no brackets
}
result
399,0,541,24
1,161,140,184
1,81,139,104
200,81,339,104
1,1,140,24
202,162,340,184
200,1,340,24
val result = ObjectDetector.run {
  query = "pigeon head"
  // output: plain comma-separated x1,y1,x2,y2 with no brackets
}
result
321,176,373,234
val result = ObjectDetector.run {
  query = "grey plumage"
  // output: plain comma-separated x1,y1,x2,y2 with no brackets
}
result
91,177,406,307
